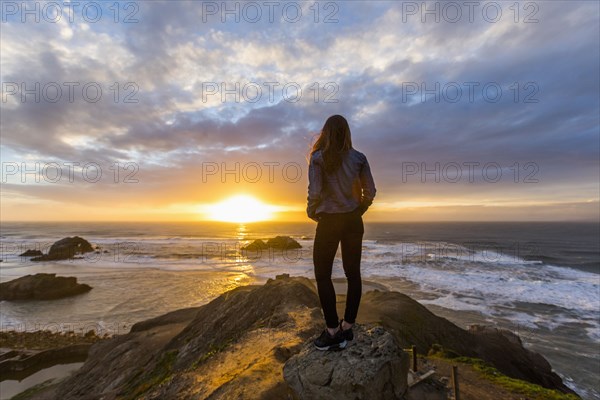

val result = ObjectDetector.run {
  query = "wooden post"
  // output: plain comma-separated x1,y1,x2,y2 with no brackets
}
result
452,365,460,400
411,345,417,372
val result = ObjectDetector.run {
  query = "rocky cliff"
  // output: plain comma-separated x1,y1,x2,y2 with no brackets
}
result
21,275,577,399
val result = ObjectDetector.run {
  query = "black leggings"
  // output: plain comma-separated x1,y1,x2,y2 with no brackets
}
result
313,208,364,328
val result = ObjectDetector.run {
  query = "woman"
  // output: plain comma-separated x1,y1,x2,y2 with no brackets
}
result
307,114,376,351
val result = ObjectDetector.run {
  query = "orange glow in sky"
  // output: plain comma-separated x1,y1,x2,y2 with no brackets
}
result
202,195,277,223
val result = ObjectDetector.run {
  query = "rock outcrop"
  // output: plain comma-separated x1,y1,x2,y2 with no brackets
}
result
31,236,94,261
266,236,302,250
242,239,267,251
357,290,577,396
21,275,576,400
19,249,44,257
0,273,92,300
242,236,302,251
53,275,321,399
283,325,409,400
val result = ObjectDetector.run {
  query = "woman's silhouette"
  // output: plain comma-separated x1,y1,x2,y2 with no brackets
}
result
307,115,376,350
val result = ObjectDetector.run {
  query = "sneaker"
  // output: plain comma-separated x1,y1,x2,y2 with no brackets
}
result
313,328,347,351
339,319,354,341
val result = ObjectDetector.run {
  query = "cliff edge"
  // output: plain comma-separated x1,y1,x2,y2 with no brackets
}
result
18,275,577,399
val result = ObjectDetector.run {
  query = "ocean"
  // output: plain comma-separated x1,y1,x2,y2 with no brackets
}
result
0,221,598,398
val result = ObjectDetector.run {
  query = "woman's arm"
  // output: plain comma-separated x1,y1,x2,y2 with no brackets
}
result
306,153,323,221
358,156,376,215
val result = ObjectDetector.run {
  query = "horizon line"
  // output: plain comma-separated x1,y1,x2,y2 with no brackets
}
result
1,220,598,224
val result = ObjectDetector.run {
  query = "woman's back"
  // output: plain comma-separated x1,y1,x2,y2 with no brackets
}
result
307,148,376,217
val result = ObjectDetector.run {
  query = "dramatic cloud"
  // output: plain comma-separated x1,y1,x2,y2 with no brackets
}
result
1,1,598,221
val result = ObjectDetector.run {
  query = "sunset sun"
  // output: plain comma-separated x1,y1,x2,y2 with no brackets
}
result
204,195,276,223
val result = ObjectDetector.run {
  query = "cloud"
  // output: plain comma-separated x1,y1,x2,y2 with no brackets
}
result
1,1,598,220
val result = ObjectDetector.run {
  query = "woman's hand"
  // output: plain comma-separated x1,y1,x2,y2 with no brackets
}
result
309,212,322,222
356,204,368,215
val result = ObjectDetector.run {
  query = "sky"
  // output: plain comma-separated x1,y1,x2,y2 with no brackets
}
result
0,0,599,222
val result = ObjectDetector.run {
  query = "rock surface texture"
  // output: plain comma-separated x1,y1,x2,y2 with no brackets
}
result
283,324,410,400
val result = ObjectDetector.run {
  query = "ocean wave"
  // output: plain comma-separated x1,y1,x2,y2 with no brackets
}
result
2,236,597,340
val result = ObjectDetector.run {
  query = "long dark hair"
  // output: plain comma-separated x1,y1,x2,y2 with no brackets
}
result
310,115,353,172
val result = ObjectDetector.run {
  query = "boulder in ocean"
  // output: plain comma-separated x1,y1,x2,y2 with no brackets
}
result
19,249,44,257
31,236,94,261
242,239,267,251
242,236,302,251
283,325,410,400
0,273,92,300
266,236,302,250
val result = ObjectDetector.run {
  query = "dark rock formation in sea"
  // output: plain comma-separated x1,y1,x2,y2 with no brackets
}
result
26,275,576,399
19,249,44,257
284,325,409,399
242,236,302,251
0,273,92,300
31,236,94,261
266,236,302,250
242,239,267,251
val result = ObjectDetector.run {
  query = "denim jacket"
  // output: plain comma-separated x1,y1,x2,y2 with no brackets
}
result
307,148,376,220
